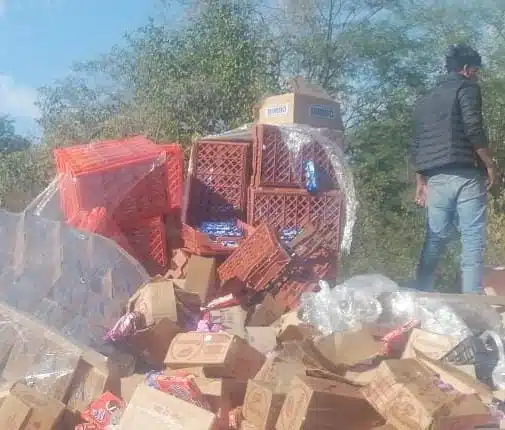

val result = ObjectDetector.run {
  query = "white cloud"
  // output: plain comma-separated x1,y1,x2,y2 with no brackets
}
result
0,0,6,16
0,75,40,119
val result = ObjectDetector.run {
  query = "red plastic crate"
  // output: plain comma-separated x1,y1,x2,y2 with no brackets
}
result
54,137,168,224
159,143,184,215
184,140,250,226
252,124,341,189
218,224,291,293
247,187,343,251
122,216,169,276
181,221,255,256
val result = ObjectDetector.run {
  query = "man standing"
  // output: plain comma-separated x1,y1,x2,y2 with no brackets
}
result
410,43,497,293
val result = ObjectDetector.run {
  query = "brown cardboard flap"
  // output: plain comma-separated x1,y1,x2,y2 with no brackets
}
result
184,256,218,306
0,394,31,429
402,329,460,361
314,329,382,369
210,306,248,338
127,279,178,326
414,348,493,403
286,76,333,100
245,327,277,355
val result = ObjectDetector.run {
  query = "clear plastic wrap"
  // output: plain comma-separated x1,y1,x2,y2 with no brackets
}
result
299,276,396,335
277,124,356,253
0,209,149,363
203,123,356,256
0,137,180,398
299,274,504,341
0,301,82,402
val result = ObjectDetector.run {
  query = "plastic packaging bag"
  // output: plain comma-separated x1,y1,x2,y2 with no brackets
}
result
299,276,394,335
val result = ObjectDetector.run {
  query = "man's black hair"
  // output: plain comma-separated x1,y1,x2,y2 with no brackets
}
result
445,43,482,73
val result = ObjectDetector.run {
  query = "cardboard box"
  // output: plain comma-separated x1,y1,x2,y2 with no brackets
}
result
119,384,216,429
248,294,286,327
245,327,278,355
129,318,182,365
258,92,343,130
254,357,305,392
402,329,460,361
414,350,493,404
276,376,383,429
241,420,260,430
0,382,65,430
165,332,265,380
120,373,146,404
432,394,495,430
313,329,382,371
164,366,206,378
362,359,464,430
194,378,247,407
243,380,285,429
194,378,247,429
210,305,248,338
184,256,218,306
128,277,179,326
64,360,120,414
271,310,319,343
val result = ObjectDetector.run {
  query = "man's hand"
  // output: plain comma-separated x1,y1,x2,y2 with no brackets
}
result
415,183,427,207
487,164,498,190
415,173,427,207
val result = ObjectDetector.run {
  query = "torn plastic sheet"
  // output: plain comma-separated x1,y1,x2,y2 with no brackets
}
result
277,124,355,253
0,208,148,368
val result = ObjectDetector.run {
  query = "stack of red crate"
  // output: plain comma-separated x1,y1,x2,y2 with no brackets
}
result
54,136,184,275
247,124,345,307
182,139,252,255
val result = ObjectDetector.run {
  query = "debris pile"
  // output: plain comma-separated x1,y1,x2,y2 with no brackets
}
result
0,82,504,429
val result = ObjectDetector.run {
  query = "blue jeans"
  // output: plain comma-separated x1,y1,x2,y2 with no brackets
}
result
416,167,487,294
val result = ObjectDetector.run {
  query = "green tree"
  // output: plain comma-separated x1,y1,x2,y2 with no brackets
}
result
0,116,31,153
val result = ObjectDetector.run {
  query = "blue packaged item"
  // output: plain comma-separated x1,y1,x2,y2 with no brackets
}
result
304,160,318,193
279,227,302,243
199,220,243,238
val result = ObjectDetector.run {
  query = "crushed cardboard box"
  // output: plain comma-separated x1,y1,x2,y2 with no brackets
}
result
314,328,383,372
127,277,179,326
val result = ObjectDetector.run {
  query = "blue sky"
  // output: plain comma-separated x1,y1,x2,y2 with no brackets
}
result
0,0,168,138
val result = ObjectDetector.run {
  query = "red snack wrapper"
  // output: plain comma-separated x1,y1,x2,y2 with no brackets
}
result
381,319,420,356
81,392,125,428
146,370,211,410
